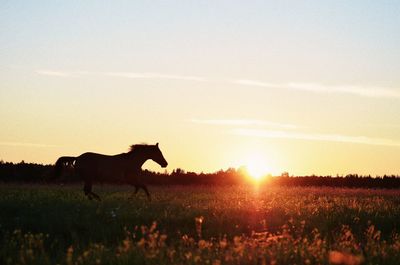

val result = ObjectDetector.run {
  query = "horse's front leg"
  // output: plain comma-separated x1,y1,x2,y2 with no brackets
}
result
131,183,151,201
133,185,139,194
126,179,138,199
139,183,151,201
126,172,151,201
125,172,139,195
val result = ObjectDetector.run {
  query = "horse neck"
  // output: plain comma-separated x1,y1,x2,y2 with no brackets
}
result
129,150,152,167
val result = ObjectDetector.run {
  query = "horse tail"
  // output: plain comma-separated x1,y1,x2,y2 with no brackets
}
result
53,156,76,180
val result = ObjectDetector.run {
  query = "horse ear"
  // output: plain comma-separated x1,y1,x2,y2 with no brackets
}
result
156,142,159,147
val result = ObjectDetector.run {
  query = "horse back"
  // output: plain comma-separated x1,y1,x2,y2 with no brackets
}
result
75,152,127,181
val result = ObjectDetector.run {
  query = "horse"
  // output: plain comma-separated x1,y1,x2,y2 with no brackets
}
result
53,143,168,200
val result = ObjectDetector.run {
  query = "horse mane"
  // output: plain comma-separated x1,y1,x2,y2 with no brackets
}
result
128,144,152,153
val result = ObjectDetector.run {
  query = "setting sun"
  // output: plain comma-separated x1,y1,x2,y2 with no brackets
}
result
244,154,270,181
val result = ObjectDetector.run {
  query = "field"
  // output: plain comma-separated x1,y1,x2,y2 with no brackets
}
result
1,184,400,265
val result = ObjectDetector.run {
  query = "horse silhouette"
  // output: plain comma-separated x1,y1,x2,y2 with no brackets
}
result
54,143,168,200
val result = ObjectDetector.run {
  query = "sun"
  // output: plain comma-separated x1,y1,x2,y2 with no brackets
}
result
244,154,270,181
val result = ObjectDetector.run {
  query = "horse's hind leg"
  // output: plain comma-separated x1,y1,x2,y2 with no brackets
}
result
140,184,151,201
83,182,101,201
84,182,93,200
90,192,101,201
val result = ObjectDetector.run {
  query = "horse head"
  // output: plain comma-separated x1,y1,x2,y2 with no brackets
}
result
129,143,168,168
150,143,168,168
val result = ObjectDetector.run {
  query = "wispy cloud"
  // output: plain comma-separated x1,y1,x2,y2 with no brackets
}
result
234,80,280,88
0,141,59,148
34,70,206,82
189,119,298,129
34,70,400,100
35,70,71,77
233,79,400,99
105,72,205,82
232,128,400,147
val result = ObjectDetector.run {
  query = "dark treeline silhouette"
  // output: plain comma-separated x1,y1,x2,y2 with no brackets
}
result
1,160,400,188
0,160,54,182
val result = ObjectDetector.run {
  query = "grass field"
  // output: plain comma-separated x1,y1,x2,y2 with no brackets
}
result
1,184,400,265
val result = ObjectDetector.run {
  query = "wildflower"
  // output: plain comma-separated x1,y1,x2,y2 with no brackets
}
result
123,238,132,252
198,239,210,250
66,246,74,265
329,251,364,265
213,259,221,265
167,249,176,261
182,234,189,243
184,251,192,260
195,216,204,238
233,236,244,255
219,238,227,249
137,238,145,248
159,234,168,246
150,221,157,233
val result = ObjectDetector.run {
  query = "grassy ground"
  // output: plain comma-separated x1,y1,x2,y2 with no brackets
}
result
1,184,400,264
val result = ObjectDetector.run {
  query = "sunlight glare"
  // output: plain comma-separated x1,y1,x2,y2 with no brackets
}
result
244,153,270,181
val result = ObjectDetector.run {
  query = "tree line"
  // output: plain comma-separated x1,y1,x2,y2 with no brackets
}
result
1,160,400,188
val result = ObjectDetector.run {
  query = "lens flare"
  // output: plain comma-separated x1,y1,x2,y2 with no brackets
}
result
244,154,270,181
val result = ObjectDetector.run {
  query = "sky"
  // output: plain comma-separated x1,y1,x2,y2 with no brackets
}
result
1,1,400,176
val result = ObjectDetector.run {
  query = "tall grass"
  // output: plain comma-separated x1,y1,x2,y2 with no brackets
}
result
1,184,400,264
